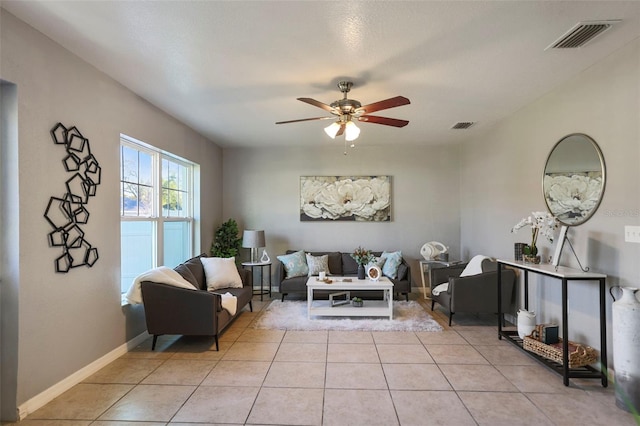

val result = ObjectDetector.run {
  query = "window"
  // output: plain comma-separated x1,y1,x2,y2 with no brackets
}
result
120,136,197,293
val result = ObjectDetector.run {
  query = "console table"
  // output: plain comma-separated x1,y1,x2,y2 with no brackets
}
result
497,259,607,387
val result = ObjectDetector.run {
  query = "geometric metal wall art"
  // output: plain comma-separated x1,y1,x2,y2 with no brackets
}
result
44,122,101,272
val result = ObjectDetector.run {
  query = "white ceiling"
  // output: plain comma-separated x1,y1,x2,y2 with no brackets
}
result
3,1,640,148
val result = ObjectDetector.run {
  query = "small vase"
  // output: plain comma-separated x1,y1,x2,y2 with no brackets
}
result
357,265,365,279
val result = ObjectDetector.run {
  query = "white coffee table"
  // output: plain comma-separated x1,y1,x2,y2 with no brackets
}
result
306,276,394,319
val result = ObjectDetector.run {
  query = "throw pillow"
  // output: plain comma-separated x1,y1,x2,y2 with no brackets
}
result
306,253,329,276
460,255,492,277
381,250,403,279
277,250,309,278
367,256,386,269
200,257,243,291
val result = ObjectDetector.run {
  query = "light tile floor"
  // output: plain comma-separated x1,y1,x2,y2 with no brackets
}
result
6,295,638,426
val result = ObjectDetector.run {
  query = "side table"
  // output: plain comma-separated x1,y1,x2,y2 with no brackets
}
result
419,259,464,299
242,261,272,301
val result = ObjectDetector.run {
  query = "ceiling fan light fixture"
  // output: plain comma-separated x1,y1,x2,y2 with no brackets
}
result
345,121,360,141
324,121,341,139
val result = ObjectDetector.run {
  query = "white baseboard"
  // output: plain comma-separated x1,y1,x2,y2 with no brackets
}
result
16,331,149,420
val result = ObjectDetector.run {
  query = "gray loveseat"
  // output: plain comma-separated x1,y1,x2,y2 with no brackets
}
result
140,254,253,351
277,250,411,301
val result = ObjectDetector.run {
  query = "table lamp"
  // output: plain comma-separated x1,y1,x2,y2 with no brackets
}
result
242,230,265,263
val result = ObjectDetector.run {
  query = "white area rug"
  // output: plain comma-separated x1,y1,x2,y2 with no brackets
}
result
252,300,443,332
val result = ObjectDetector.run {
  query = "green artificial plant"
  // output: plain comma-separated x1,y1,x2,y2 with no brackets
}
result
210,219,242,258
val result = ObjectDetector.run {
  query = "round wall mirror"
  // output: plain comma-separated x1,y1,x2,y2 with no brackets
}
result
543,133,606,226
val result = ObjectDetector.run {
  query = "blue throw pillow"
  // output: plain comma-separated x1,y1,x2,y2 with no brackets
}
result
277,250,309,278
381,251,403,279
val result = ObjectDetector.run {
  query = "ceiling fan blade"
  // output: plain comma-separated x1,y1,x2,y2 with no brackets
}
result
336,123,346,137
358,115,409,127
355,96,410,114
297,98,336,113
275,116,335,124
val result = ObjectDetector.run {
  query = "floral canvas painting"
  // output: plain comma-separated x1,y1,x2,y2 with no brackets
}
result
300,176,391,222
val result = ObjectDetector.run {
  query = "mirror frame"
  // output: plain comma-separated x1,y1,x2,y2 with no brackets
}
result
542,133,606,226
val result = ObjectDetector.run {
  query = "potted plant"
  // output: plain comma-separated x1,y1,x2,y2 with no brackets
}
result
210,219,242,260
351,246,374,279
511,211,558,263
352,296,363,307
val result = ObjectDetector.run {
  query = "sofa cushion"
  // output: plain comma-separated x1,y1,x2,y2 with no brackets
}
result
180,254,208,290
381,250,403,279
201,257,243,290
306,253,329,276
277,250,309,278
175,263,199,288
341,253,359,275
396,263,408,281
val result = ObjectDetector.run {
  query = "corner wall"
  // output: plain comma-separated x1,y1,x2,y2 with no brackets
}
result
459,38,640,364
0,10,222,419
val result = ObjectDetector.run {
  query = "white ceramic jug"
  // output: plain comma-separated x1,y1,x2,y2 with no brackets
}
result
517,309,536,339
610,286,640,413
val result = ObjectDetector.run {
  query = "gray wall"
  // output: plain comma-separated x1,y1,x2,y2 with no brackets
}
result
222,144,462,286
0,10,222,419
459,38,640,363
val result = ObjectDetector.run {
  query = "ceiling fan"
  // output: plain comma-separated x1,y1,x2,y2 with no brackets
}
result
275,81,410,143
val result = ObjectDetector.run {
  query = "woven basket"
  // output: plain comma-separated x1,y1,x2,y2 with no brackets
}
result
523,333,597,368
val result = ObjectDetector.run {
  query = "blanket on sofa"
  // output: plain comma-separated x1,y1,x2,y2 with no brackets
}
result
126,266,239,315
125,266,197,304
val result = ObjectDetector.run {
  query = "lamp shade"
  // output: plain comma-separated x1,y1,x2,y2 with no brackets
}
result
242,230,265,248
324,122,341,139
345,121,360,141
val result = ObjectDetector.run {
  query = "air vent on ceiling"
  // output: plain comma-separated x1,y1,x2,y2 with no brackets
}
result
451,121,476,130
546,20,621,50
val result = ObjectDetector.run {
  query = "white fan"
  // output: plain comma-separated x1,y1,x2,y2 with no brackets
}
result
420,241,447,260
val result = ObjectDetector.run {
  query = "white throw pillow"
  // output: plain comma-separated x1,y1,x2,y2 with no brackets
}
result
306,253,329,276
200,257,243,291
459,255,491,277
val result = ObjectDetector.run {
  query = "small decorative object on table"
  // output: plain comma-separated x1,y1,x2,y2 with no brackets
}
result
352,246,374,280
367,265,381,281
511,211,558,263
351,297,363,307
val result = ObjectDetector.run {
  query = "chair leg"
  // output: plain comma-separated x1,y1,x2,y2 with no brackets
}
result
249,301,253,312
151,335,159,351
281,293,287,302
431,300,435,311
214,334,219,351
449,312,454,327
404,292,409,302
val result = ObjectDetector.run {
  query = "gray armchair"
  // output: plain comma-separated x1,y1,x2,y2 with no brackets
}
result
430,258,516,326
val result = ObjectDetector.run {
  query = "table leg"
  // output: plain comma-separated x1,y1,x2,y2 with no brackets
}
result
307,287,312,320
421,263,428,299
497,262,502,339
599,277,608,387
562,278,569,386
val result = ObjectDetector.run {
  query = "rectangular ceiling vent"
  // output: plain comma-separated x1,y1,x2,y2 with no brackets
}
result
546,20,621,50
451,121,476,130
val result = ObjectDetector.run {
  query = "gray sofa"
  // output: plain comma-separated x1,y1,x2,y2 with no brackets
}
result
430,258,516,326
140,254,253,351
277,250,411,301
